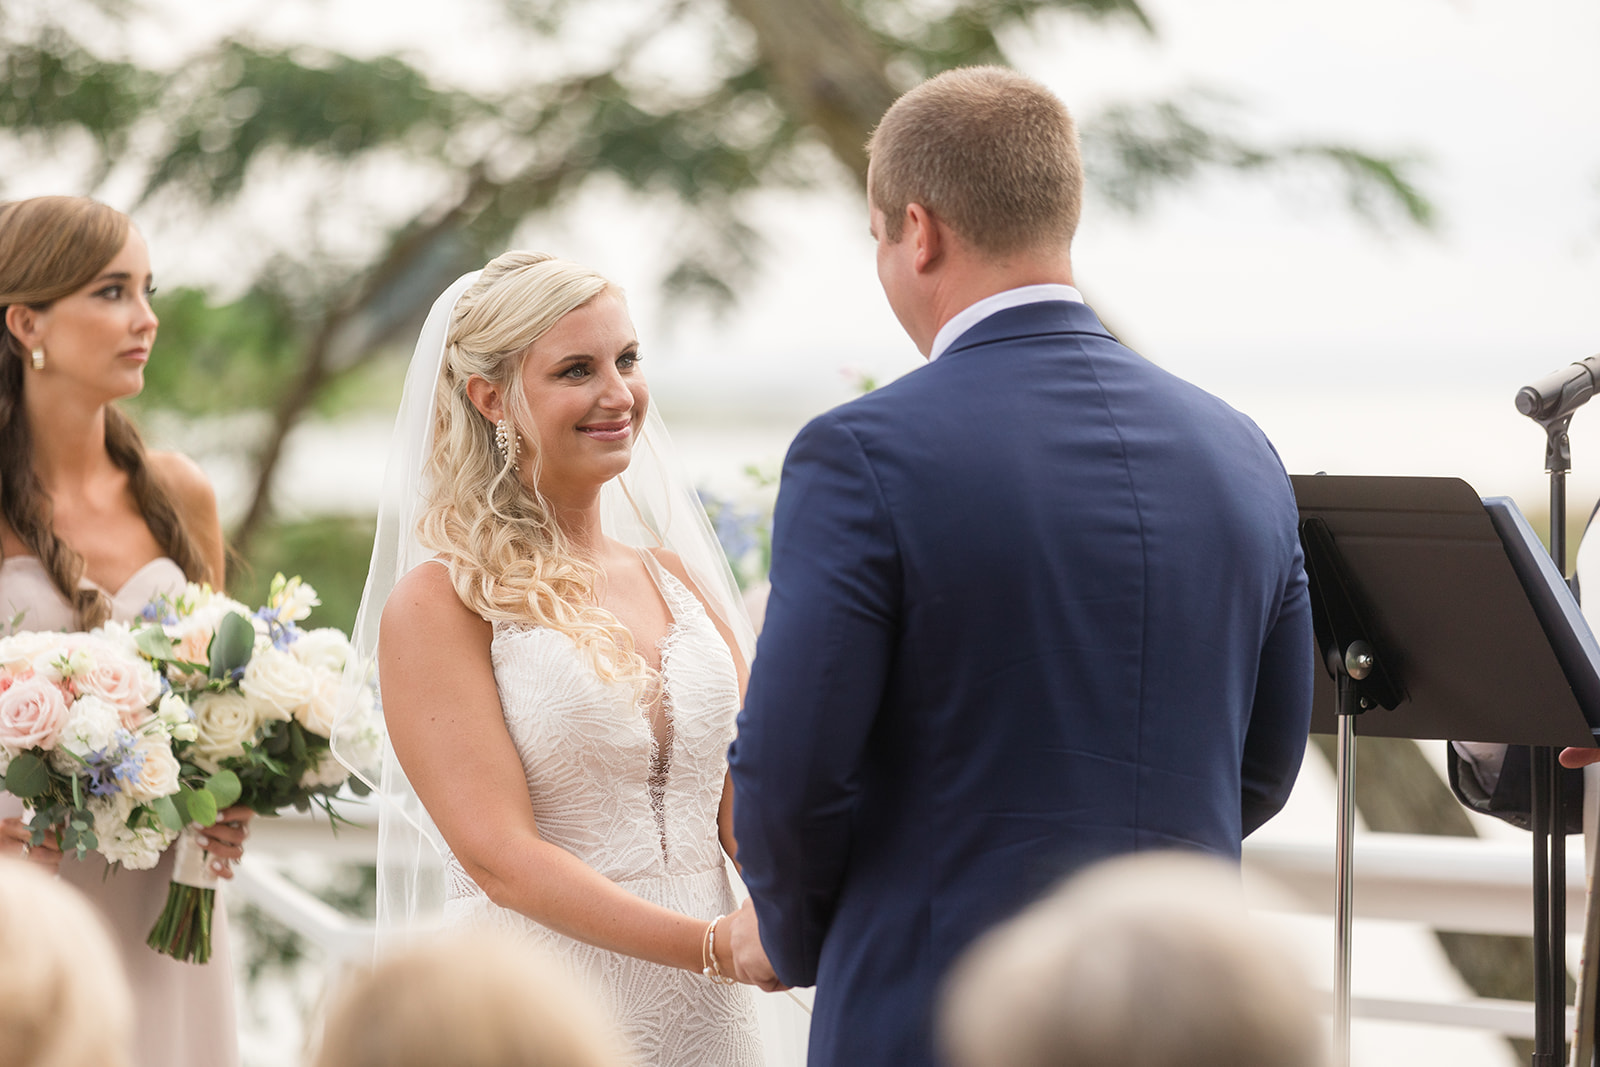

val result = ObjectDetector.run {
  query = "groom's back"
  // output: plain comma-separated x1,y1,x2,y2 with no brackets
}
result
779,298,1312,1064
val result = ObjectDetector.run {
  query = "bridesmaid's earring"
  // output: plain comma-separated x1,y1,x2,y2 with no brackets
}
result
30,348,44,371
495,419,518,472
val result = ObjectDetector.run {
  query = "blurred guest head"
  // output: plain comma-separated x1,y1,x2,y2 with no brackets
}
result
941,851,1325,1067
312,932,627,1067
0,857,132,1067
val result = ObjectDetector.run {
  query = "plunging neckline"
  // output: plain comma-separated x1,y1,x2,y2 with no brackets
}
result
0,553,179,600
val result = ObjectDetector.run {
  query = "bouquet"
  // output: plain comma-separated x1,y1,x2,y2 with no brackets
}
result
132,574,378,963
0,628,194,871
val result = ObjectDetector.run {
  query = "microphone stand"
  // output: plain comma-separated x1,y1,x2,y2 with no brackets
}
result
1530,410,1571,1067
1518,355,1600,1066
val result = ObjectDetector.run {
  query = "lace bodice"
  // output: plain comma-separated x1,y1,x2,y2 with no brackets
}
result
484,564,736,884
443,554,763,1066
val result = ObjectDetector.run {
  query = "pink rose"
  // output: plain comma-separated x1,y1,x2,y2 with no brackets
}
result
74,653,161,728
0,674,72,751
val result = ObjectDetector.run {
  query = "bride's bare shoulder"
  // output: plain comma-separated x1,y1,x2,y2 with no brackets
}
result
381,560,486,643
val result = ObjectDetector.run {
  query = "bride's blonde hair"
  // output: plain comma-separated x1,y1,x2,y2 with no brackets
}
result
417,251,651,693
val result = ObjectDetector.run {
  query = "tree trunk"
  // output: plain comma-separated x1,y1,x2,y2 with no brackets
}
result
721,0,898,186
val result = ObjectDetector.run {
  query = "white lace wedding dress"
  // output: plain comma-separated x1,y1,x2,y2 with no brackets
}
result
442,554,766,1066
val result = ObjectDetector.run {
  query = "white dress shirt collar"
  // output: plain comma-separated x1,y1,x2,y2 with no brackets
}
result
927,283,1084,362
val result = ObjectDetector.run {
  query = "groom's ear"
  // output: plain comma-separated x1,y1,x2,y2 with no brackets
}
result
904,203,943,274
464,374,504,425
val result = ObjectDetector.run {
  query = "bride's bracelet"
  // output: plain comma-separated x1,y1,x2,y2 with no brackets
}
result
702,914,737,985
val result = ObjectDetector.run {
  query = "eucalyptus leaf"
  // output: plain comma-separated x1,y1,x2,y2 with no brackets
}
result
151,795,184,832
4,753,48,799
208,612,256,681
205,769,242,811
134,625,176,660
187,787,219,827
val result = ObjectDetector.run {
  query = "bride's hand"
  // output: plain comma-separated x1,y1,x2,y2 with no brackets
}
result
722,899,786,992
1,816,63,873
197,806,255,880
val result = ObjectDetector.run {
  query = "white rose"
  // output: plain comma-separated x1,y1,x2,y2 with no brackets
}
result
0,631,59,672
49,694,122,772
127,732,181,803
289,628,350,675
294,673,341,738
241,646,313,724
190,690,260,772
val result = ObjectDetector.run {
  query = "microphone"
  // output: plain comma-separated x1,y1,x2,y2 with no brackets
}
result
1517,355,1600,421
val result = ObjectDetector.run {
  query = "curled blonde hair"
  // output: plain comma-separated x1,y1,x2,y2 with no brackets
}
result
311,932,626,1067
417,251,650,693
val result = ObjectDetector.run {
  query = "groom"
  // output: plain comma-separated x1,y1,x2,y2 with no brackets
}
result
727,66,1314,1066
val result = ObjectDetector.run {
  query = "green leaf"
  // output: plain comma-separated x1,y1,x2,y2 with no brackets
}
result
4,753,48,799
134,625,177,660
150,795,184,832
186,787,218,827
208,612,256,681
204,769,242,811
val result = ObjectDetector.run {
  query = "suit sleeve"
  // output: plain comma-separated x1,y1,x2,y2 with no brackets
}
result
728,412,900,988
1240,540,1315,836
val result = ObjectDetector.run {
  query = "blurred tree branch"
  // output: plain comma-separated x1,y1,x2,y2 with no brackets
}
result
0,0,1433,555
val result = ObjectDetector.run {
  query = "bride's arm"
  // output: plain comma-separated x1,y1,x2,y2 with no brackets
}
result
379,562,710,974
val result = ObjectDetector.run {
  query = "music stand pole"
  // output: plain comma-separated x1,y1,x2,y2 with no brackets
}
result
1334,644,1374,1067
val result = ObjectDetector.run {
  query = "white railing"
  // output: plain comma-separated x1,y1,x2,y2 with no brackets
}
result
231,809,1585,1039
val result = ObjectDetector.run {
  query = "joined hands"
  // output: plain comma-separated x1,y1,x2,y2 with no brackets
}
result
721,898,787,992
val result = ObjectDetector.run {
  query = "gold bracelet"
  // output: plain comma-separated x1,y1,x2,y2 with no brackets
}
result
701,915,717,980
702,914,736,984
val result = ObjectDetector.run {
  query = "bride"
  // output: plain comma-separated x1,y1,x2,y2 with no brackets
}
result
349,251,787,1065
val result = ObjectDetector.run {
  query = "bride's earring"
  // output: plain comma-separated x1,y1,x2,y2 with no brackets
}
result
495,418,519,472
30,348,44,371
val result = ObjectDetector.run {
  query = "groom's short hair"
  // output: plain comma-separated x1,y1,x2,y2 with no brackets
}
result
868,66,1083,257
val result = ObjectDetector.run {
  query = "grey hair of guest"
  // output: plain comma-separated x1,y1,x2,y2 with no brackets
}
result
940,850,1326,1067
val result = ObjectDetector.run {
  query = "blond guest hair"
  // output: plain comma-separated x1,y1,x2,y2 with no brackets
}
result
310,933,627,1067
0,859,133,1067
416,251,652,694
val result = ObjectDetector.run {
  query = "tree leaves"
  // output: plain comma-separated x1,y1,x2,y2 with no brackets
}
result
142,42,469,204
0,30,158,152
1082,95,1432,228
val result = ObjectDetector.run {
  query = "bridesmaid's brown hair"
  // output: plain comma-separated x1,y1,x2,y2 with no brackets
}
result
0,196,210,628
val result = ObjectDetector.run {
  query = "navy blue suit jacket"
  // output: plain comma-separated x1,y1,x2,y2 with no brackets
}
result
728,300,1313,1067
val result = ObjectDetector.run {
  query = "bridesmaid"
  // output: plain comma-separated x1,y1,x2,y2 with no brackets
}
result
0,196,252,1067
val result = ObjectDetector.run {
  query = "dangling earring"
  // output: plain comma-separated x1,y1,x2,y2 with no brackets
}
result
495,418,519,472
30,348,44,371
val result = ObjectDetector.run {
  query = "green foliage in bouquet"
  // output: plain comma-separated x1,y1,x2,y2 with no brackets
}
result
3,751,103,857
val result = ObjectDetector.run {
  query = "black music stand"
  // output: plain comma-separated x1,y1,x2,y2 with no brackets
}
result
1292,474,1600,1067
